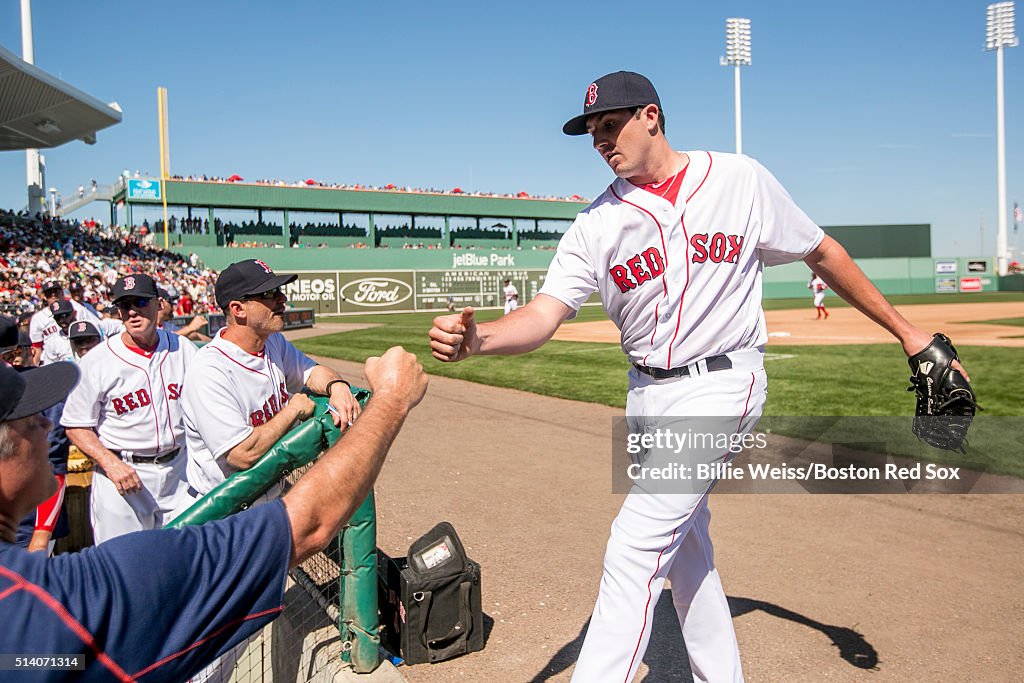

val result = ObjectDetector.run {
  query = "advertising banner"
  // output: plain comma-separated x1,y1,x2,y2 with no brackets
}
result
284,272,340,315
337,272,416,314
126,179,161,200
959,277,982,292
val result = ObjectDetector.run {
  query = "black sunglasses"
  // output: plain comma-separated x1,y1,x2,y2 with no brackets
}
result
114,297,153,311
54,312,74,321
243,287,283,301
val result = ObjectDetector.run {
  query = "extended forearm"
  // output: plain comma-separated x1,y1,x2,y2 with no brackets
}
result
476,298,568,356
304,364,345,395
284,394,411,566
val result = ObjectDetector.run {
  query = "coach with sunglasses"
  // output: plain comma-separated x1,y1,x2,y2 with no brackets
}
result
181,259,360,504
61,274,197,543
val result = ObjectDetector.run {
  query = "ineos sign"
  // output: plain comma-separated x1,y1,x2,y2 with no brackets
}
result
340,278,413,307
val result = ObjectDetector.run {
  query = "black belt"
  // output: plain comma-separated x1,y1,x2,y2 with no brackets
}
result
633,354,733,380
115,447,181,465
187,485,201,498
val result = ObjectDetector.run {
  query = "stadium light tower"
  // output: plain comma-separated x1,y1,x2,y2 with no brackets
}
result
720,17,751,155
986,1,1018,275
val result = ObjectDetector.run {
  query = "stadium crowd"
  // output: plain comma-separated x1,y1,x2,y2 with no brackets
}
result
0,209,219,319
151,172,591,202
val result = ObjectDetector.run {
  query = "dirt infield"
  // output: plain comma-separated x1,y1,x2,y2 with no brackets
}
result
552,302,1024,348
302,349,1024,683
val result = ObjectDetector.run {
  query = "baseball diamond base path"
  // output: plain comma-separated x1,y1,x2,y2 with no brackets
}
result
300,351,1024,683
552,302,1024,347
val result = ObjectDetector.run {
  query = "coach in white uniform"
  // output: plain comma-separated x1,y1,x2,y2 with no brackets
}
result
429,71,953,682
29,280,103,366
181,259,361,500
40,299,122,366
62,274,196,543
180,259,362,683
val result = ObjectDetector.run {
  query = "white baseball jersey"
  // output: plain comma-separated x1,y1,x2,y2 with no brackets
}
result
40,318,124,366
181,330,316,494
539,151,824,369
61,330,198,455
503,283,518,301
29,300,102,358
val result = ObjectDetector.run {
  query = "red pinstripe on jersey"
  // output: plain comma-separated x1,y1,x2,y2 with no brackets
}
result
107,335,171,454
666,153,713,367
609,185,670,367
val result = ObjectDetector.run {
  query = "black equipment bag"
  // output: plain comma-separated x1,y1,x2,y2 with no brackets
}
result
377,522,483,664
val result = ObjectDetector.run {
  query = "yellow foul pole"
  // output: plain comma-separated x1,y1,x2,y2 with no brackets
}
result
157,87,170,249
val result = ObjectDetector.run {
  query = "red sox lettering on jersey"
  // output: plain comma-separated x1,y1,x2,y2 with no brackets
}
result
249,382,290,426
61,331,198,454
609,233,743,294
111,383,182,415
689,233,744,265
541,151,824,370
183,330,317,495
610,247,665,293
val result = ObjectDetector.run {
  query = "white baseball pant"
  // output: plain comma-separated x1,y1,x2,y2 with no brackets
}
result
571,348,767,683
90,452,192,543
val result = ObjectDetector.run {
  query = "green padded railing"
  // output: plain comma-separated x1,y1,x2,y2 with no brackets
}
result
168,389,381,673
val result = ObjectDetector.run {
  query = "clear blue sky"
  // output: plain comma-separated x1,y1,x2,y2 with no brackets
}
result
1,0,1020,257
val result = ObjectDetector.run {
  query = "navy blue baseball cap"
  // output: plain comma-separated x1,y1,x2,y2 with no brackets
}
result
215,259,296,309
111,274,159,302
562,71,662,136
0,362,80,423
49,299,74,317
68,320,100,340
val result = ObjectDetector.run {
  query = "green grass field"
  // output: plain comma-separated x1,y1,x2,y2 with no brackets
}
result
296,293,1024,477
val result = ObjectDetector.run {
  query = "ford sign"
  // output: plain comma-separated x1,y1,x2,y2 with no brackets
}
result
340,278,413,307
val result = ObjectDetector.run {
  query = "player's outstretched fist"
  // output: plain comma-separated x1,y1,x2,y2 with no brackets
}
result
429,306,479,362
286,393,317,422
364,346,428,410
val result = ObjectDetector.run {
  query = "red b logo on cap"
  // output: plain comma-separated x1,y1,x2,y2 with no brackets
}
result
125,276,136,290
585,83,599,108
254,259,273,274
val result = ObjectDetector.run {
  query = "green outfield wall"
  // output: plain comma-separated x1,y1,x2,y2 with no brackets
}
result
146,183,998,312
180,246,998,316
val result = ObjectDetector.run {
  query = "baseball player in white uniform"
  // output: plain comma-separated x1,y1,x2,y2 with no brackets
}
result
61,274,196,543
808,272,829,319
429,71,955,682
503,279,519,314
181,259,360,501
180,259,360,683
29,280,103,366
40,300,122,366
